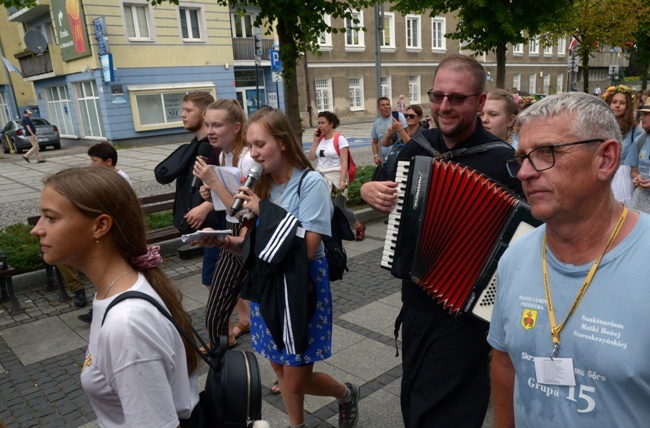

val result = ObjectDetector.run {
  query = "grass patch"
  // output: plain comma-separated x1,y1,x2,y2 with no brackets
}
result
146,211,174,230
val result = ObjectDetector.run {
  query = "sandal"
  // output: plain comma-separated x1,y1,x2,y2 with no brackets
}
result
270,380,281,394
233,321,250,338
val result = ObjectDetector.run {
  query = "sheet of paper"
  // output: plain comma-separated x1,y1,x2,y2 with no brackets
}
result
208,165,241,212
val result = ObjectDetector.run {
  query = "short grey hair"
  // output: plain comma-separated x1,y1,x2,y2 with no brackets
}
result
515,92,622,144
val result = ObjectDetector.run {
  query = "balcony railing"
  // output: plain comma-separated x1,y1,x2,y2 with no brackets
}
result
15,50,53,78
232,37,275,61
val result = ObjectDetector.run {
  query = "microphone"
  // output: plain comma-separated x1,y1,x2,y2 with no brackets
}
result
229,162,263,216
190,142,214,194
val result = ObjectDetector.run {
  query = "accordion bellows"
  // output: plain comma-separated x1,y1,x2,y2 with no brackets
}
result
382,157,541,329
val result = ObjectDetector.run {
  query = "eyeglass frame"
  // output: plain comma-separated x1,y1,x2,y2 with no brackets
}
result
505,138,605,178
427,90,481,105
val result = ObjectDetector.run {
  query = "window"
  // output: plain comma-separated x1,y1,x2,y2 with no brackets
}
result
349,77,364,111
231,13,253,38
128,83,215,131
345,10,364,49
529,74,537,93
123,3,152,41
557,37,566,56
431,17,446,51
529,37,539,55
318,15,332,48
46,85,75,136
74,81,104,138
406,15,421,50
543,74,551,94
0,92,9,126
513,42,523,55
409,75,421,104
381,76,392,100
179,6,204,42
544,43,553,56
513,73,521,91
557,73,564,93
315,78,333,111
381,12,395,49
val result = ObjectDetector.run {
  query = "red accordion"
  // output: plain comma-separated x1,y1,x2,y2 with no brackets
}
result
382,156,541,329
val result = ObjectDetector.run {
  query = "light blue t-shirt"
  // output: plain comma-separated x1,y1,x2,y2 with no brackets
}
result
488,214,650,427
620,126,643,164
269,167,332,260
371,113,407,160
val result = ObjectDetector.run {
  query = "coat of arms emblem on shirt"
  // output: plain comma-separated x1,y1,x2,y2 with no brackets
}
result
521,309,537,330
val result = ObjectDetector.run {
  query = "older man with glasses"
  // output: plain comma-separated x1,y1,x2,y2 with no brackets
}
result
361,54,521,427
489,91,650,427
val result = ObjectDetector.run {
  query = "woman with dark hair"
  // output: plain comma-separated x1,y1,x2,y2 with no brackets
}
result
603,85,642,206
31,166,200,426
203,108,360,428
381,105,426,176
308,111,365,241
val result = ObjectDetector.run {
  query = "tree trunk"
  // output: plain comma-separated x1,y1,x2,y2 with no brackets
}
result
581,53,590,93
496,44,507,89
275,18,302,140
642,64,648,90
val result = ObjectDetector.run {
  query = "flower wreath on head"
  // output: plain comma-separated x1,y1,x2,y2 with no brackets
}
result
602,84,635,101
514,94,539,110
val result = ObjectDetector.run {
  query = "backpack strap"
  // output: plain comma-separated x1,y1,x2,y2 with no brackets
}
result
297,169,311,198
102,291,224,370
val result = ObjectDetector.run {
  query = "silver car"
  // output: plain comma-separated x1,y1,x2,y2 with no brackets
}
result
1,118,61,153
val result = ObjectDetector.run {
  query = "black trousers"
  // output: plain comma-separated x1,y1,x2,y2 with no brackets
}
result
400,303,491,428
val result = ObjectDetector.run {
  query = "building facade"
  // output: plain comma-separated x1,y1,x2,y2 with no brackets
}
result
0,0,279,146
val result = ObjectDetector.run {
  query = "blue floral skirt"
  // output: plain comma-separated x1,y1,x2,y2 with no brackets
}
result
250,258,333,366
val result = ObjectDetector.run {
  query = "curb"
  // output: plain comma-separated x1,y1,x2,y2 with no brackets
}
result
9,207,387,294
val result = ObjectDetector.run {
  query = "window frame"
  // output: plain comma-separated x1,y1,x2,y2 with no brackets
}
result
127,82,216,131
74,81,105,139
431,17,446,52
315,77,333,112
122,1,155,42
556,73,564,93
348,77,364,111
45,85,75,137
529,73,537,93
317,14,333,50
513,73,521,91
409,75,421,104
345,10,365,51
557,38,566,57
380,12,395,51
178,4,206,43
405,14,421,51
381,76,392,100
529,37,539,56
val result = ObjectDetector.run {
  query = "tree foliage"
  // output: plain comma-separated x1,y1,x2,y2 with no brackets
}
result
391,0,573,89
548,0,650,92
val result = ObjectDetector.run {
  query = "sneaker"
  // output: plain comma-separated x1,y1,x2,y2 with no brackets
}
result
78,309,93,324
22,155,30,163
354,224,366,242
37,159,47,163
338,382,360,428
73,290,87,307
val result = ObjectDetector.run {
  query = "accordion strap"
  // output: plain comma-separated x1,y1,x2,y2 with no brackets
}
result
411,132,510,161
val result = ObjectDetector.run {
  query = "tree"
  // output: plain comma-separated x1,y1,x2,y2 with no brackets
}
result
390,0,573,89
625,1,650,90
550,0,649,92
1,0,374,138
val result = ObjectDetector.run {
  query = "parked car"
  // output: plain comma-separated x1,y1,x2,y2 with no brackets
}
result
1,118,61,154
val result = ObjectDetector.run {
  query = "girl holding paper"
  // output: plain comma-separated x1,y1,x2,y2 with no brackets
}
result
193,99,254,349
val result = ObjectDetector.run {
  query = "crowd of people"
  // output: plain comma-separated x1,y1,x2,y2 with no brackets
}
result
24,51,650,428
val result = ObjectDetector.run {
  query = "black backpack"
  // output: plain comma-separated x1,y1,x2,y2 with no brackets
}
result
102,291,263,428
298,170,353,281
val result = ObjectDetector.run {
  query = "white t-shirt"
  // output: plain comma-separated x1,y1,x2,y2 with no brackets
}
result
221,148,255,177
316,134,350,171
80,273,199,427
117,169,133,187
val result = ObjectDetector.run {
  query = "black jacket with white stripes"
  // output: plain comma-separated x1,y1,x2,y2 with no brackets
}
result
241,200,315,355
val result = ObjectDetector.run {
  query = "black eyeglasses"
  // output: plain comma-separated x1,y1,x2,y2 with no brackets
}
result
404,113,419,119
506,139,605,178
427,90,480,105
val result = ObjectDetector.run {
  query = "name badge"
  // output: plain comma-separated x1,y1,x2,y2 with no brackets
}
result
533,357,576,386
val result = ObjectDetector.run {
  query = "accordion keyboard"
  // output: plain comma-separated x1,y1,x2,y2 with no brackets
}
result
380,160,410,270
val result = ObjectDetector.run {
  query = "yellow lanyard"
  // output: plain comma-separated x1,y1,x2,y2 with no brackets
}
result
542,206,627,358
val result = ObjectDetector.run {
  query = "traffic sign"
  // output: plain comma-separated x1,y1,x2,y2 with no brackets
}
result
272,71,283,82
270,49,282,72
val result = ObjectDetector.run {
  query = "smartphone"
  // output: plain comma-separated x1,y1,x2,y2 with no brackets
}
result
392,111,400,120
316,129,321,137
